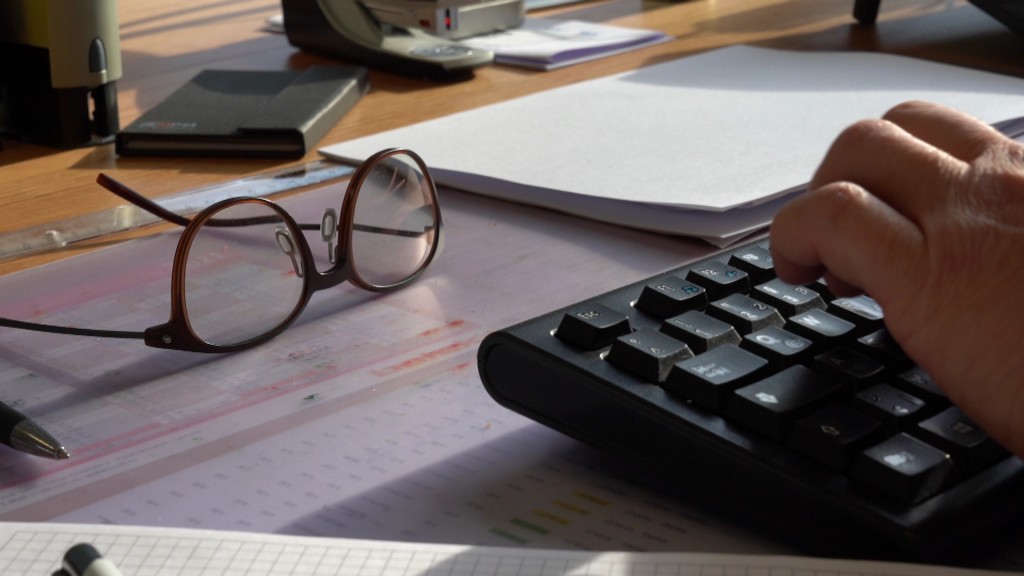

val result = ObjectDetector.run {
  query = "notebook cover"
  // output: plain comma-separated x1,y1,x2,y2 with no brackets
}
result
115,66,369,158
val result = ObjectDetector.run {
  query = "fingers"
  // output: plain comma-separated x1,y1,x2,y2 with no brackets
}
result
770,181,924,304
772,101,1001,302
809,117,967,224
882,101,1010,162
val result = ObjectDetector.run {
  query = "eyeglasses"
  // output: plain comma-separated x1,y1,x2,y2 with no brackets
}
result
0,148,443,353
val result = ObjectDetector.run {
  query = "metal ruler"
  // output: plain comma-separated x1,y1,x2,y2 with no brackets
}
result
0,159,356,260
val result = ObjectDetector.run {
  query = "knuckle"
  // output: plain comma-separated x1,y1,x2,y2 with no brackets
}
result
970,143,1024,209
830,118,897,152
881,100,932,122
816,181,870,213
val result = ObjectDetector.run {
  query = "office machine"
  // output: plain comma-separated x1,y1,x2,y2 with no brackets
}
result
0,0,121,148
360,0,524,40
282,0,497,79
855,0,1024,37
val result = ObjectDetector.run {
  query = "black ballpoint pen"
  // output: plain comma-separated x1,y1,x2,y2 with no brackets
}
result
0,400,69,459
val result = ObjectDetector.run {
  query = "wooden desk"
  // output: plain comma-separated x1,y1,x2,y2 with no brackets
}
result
1,0,1023,276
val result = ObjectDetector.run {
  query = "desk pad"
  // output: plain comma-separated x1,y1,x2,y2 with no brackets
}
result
0,180,785,554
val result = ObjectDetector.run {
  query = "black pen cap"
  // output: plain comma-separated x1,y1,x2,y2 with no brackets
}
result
63,543,121,576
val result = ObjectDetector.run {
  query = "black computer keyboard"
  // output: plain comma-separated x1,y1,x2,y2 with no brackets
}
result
477,238,1024,560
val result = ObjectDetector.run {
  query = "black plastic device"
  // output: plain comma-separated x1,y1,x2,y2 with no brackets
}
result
855,0,1024,37
281,0,494,79
477,238,1024,561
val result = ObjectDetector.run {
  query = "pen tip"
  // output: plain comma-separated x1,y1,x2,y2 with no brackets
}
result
56,447,70,459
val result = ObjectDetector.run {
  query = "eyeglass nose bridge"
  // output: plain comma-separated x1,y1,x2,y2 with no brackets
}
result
275,226,304,279
321,208,339,265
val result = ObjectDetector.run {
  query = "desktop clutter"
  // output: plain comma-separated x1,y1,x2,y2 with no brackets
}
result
7,1,1024,573
0,0,120,149
0,0,667,154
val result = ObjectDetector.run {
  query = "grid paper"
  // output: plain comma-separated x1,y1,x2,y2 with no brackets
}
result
0,523,1017,576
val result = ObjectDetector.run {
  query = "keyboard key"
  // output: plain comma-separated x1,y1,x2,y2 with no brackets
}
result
607,328,693,382
812,347,885,392
477,237,1024,554
829,294,884,329
707,293,784,333
788,403,882,470
807,277,835,301
686,261,750,300
752,278,826,316
917,407,1008,474
853,433,953,504
555,303,631,350
726,365,840,440
661,310,740,353
634,275,708,319
854,383,928,433
857,329,911,368
786,309,856,345
741,325,813,366
896,367,949,405
664,344,768,411
727,245,775,284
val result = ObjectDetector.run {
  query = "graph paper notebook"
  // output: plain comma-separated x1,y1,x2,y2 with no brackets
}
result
0,522,1019,576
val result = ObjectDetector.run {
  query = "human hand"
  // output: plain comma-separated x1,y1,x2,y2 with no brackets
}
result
769,100,1024,458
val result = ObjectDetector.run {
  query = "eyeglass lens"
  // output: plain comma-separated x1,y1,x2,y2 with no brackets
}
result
179,151,438,348
184,202,305,347
351,152,438,287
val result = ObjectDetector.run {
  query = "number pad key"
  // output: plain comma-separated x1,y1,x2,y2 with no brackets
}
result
788,403,883,470
854,383,928,433
853,433,953,504
786,309,856,345
741,326,813,366
753,278,826,317
635,276,708,319
556,303,631,350
917,407,1008,474
664,344,768,411
726,365,840,441
707,293,784,334
727,245,775,284
607,328,693,383
686,261,750,300
661,310,740,353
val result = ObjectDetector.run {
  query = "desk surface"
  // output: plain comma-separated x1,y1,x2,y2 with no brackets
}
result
2,0,1024,277
2,0,1024,567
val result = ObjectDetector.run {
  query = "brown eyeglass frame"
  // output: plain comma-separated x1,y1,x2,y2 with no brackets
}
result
0,148,443,353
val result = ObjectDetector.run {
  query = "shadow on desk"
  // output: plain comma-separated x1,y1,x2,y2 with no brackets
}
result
284,419,1024,568
280,422,783,555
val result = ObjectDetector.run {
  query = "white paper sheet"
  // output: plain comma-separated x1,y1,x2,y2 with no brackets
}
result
460,18,671,70
321,45,1024,243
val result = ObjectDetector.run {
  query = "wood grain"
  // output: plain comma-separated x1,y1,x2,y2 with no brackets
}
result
1,0,1020,275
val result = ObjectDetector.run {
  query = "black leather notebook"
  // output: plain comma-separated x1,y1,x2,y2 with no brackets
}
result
115,66,369,158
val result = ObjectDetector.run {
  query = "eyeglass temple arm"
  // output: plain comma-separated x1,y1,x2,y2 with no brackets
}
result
0,316,144,340
339,205,439,238
96,174,193,227
97,174,436,237
0,175,179,343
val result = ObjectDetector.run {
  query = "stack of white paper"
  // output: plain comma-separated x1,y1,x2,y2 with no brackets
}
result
460,18,671,70
322,46,1024,246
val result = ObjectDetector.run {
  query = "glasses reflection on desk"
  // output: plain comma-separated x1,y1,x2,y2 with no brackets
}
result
0,148,444,353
